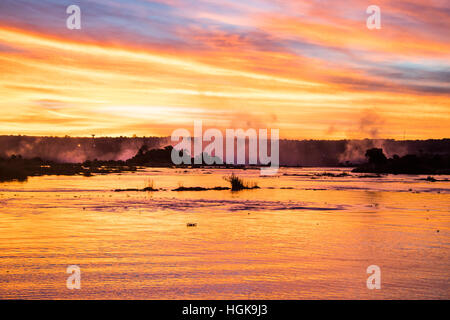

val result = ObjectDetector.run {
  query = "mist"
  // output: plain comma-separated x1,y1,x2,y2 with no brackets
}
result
0,136,170,163
1,135,448,166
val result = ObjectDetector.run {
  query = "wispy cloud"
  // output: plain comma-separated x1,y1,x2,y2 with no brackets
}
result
0,0,448,139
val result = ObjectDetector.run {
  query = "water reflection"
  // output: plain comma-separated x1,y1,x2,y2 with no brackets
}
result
0,168,448,299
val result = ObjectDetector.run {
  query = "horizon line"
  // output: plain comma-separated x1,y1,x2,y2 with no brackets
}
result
1,134,449,142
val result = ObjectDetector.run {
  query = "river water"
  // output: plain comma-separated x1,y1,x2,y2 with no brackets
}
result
0,167,448,299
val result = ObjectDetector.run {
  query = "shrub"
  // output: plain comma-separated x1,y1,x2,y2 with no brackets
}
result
223,174,258,191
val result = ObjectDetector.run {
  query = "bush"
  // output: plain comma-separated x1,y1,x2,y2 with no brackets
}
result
0,164,28,182
223,174,258,191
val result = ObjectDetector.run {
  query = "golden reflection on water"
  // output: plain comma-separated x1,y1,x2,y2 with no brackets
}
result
0,168,449,299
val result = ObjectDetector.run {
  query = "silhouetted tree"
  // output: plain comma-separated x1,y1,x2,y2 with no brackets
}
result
365,148,387,165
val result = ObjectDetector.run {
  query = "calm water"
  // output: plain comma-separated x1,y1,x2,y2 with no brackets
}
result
0,167,449,299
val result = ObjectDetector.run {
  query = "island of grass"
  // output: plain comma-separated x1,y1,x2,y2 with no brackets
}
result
114,174,259,192
222,174,259,191
114,179,159,192
114,187,159,192
173,186,230,191
173,174,259,192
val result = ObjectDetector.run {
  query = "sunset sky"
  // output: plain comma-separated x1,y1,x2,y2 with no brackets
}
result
0,0,449,139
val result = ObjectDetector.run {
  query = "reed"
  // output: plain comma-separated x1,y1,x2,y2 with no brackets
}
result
223,174,259,191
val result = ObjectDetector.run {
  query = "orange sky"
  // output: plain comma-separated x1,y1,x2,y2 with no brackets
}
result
0,0,449,139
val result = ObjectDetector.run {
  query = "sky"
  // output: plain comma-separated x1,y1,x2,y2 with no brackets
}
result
0,0,449,139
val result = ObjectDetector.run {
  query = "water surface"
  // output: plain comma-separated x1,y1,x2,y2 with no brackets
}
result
0,168,449,299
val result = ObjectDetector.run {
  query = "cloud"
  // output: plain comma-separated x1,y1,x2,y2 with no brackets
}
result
0,0,448,139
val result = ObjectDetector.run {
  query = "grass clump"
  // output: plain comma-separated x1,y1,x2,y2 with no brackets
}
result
223,173,259,191
145,179,154,189
142,178,158,191
114,178,158,192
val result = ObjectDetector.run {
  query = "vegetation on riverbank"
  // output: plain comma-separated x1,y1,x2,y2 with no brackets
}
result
353,148,450,174
223,174,259,191
2,144,449,183
0,155,137,182
115,175,259,192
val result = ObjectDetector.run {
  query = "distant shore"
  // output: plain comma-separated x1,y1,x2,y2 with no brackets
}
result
352,148,450,175
1,135,449,167
1,145,450,182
